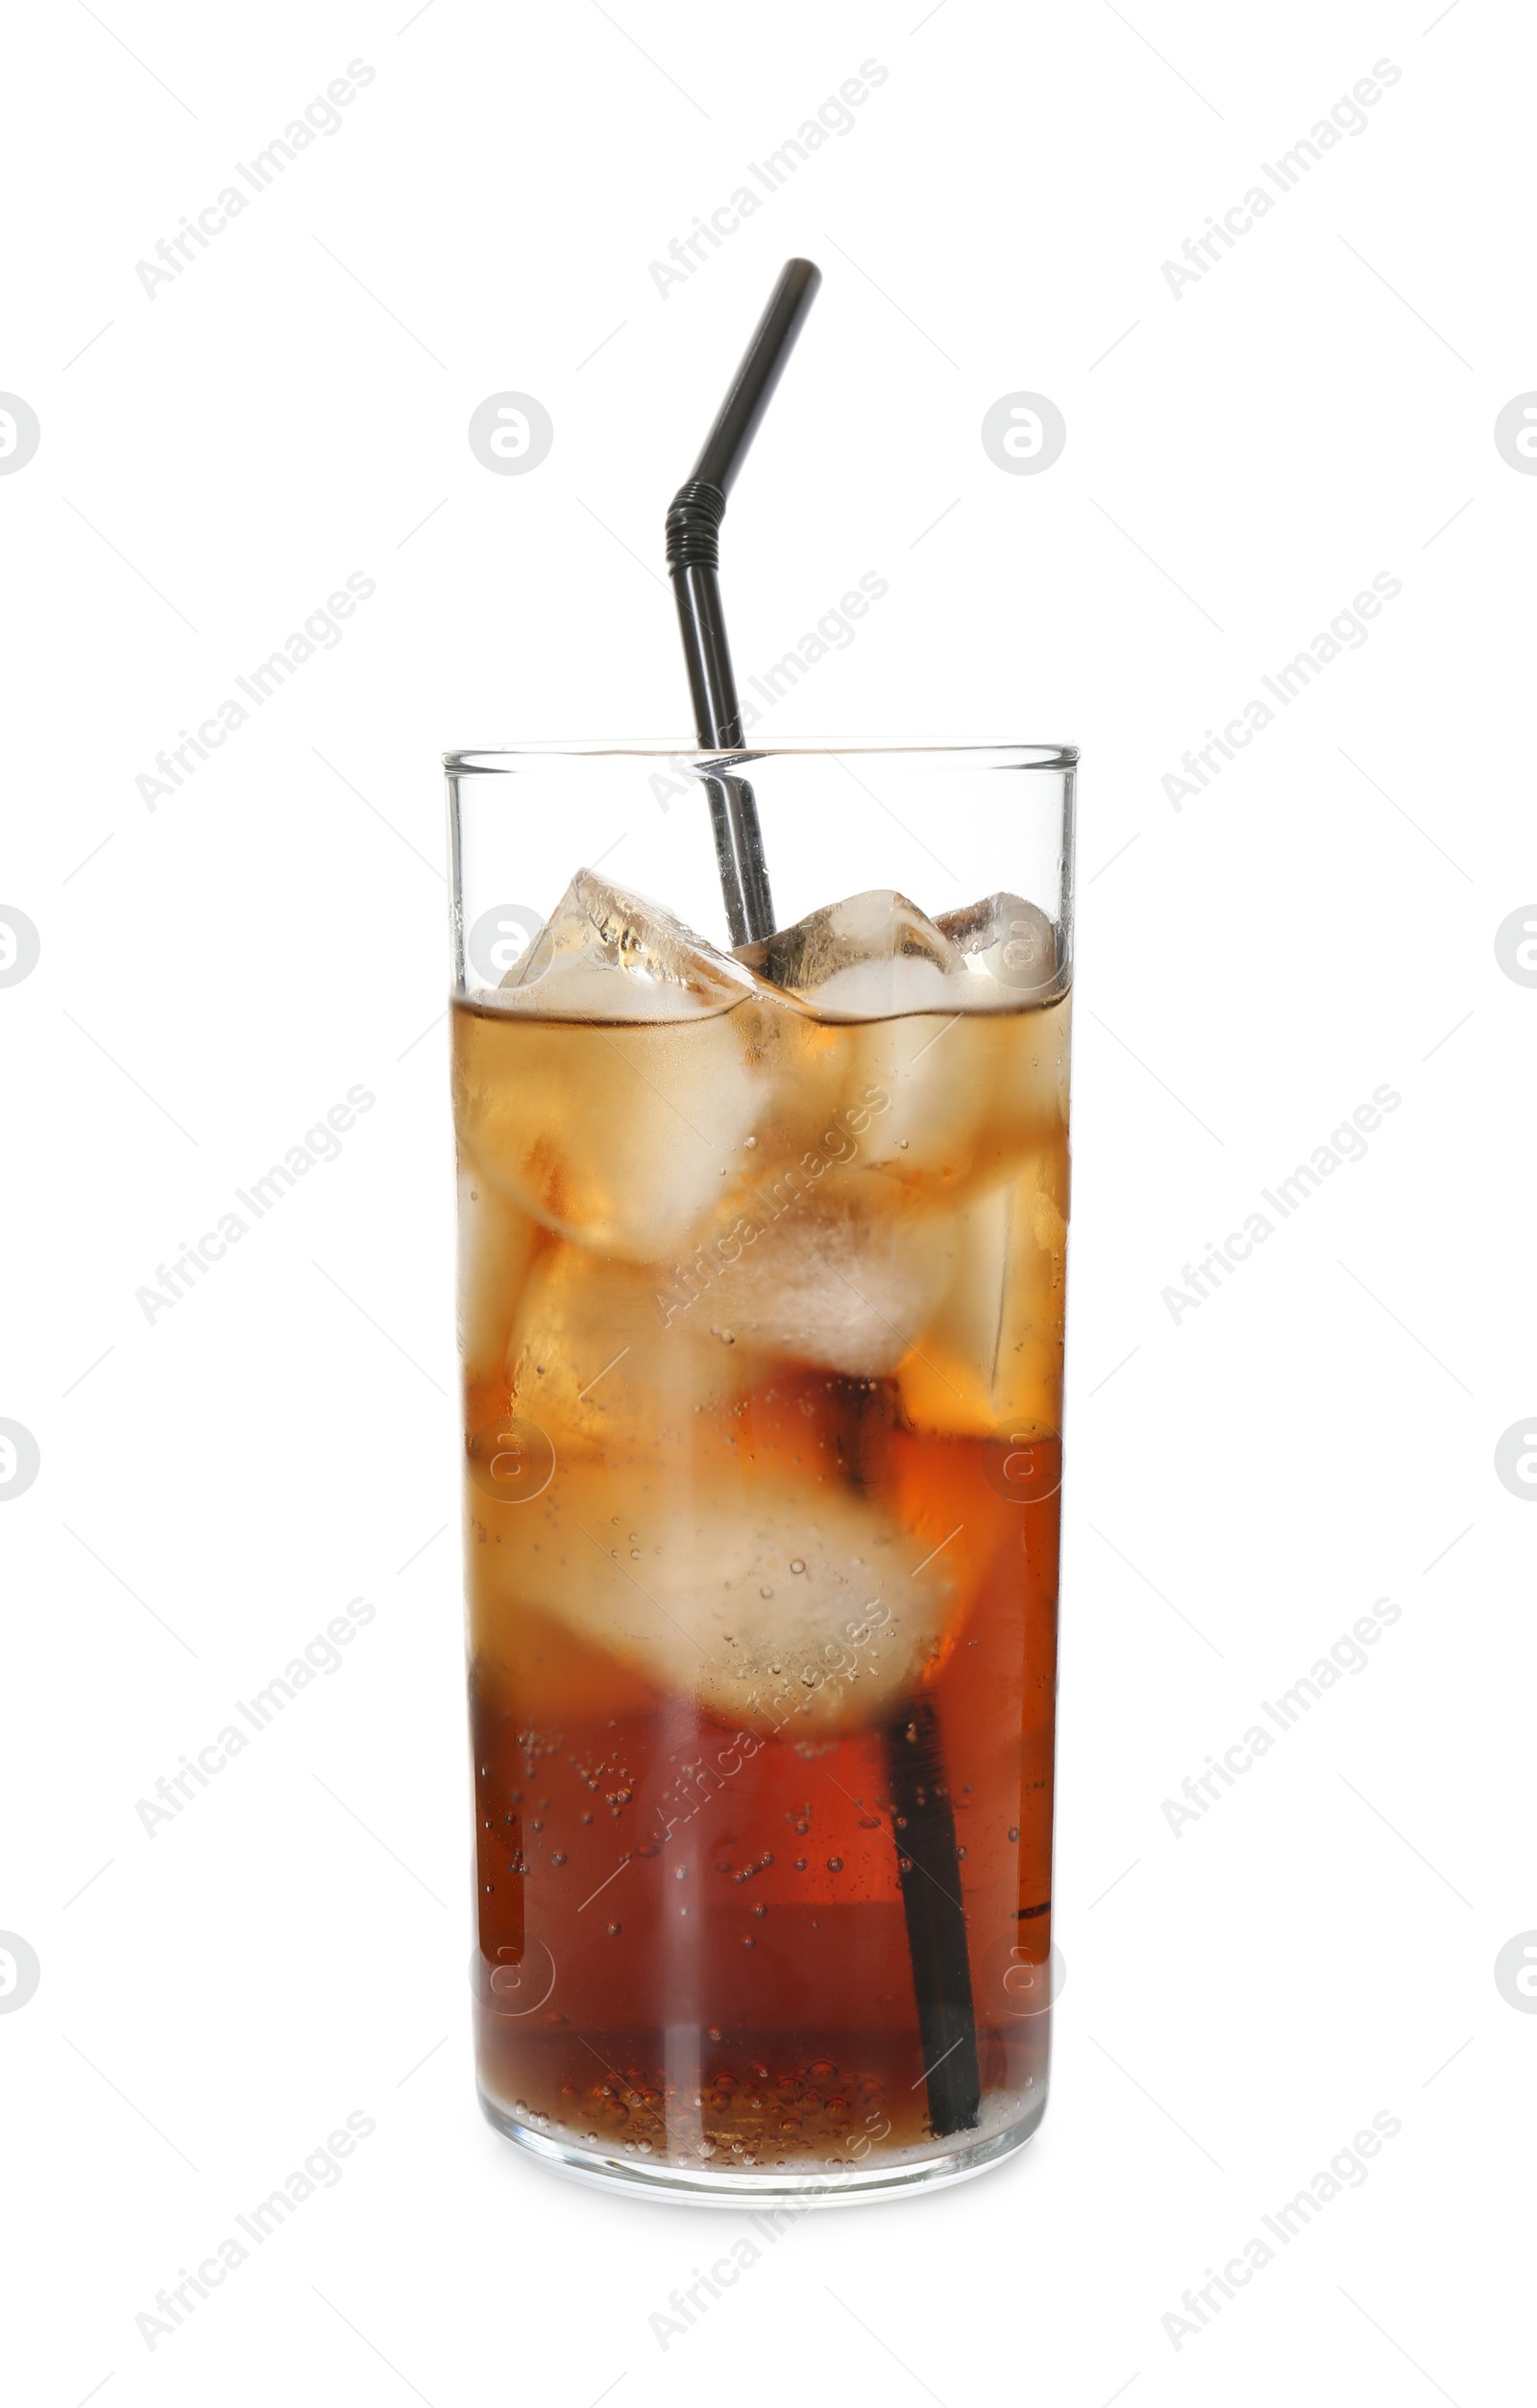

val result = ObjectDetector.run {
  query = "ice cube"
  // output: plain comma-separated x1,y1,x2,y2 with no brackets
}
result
936,892,1065,1002
742,889,964,1020
854,990,1071,1203
504,1233,748,1450
714,1197,953,1378
454,873,768,1261
735,888,1069,1206
493,868,763,1020
895,1157,1066,1438
458,1170,541,1393
476,1447,955,1736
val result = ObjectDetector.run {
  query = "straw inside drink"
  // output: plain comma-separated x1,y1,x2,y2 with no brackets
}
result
665,264,983,2139
883,1703,983,2134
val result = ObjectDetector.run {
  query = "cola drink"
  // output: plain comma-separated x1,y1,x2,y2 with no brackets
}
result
453,856,1069,2200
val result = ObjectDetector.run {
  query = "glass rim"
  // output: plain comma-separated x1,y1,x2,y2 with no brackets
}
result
445,741,1078,772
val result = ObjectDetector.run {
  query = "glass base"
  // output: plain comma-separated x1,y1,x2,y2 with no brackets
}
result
478,2085,1045,2208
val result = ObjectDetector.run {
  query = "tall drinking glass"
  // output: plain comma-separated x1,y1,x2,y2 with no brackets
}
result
448,743,1073,2203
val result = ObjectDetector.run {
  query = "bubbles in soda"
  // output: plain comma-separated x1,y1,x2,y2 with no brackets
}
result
455,876,1067,2177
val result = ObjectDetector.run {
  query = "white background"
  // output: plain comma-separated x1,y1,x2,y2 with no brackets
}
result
1,1,1530,2401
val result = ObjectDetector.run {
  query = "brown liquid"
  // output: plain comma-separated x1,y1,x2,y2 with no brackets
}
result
453,985,1068,2178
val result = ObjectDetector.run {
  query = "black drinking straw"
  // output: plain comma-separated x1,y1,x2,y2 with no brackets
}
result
666,261,983,2140
666,256,820,946
883,1700,982,2136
